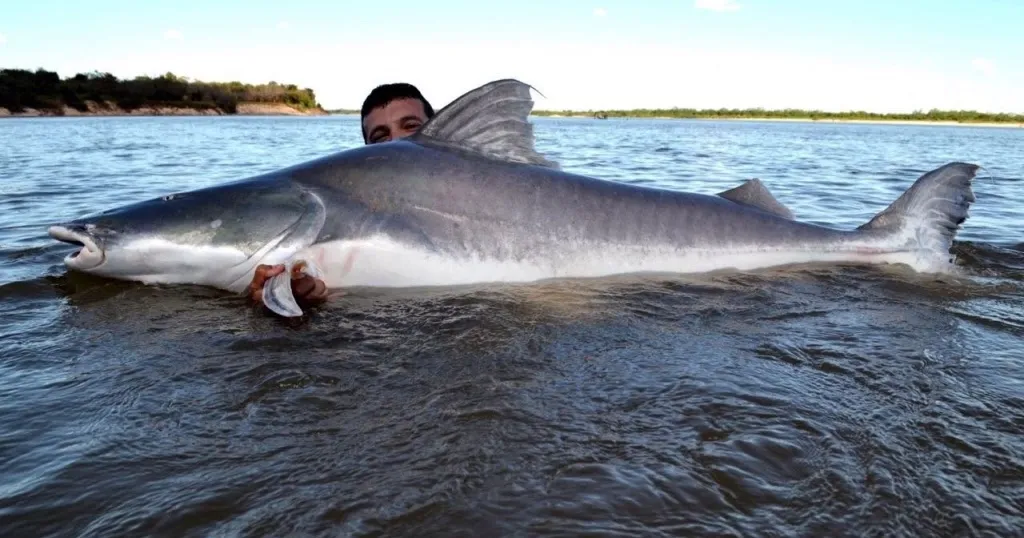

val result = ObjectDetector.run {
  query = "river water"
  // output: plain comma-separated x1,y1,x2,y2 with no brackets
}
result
1,115,1022,537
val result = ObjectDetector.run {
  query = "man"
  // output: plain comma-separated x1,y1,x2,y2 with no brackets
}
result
247,83,435,312
360,82,435,144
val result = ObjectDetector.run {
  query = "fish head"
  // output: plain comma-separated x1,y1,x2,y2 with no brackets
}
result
47,176,327,291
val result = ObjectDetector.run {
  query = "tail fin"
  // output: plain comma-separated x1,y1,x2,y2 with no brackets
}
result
858,162,979,266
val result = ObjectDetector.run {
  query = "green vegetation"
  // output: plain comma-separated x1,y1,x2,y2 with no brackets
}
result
531,107,1024,124
0,68,323,114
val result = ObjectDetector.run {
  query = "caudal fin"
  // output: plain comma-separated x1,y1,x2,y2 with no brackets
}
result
857,162,979,267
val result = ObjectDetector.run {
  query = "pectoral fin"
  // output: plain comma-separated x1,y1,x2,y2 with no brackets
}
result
261,259,325,318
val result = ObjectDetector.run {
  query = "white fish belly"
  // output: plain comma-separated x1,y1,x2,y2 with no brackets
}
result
282,235,926,289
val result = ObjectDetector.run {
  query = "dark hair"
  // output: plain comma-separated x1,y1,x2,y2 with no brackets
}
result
360,82,435,141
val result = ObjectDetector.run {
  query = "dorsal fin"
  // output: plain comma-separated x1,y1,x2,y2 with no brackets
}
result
717,178,795,220
410,79,559,168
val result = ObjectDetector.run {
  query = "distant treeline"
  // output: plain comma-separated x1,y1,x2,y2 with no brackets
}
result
532,107,1024,124
0,68,322,113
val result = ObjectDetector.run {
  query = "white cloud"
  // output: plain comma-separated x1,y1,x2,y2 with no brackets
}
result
593,8,607,17
0,32,7,45
695,0,740,12
276,21,291,30
163,29,183,40
971,58,995,76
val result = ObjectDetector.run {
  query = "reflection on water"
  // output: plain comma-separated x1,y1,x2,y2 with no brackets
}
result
1,116,1022,536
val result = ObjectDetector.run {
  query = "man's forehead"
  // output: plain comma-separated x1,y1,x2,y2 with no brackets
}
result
364,98,426,125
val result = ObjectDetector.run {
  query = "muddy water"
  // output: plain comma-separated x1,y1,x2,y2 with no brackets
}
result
1,116,1022,537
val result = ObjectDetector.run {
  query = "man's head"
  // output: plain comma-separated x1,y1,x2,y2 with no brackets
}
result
360,82,435,144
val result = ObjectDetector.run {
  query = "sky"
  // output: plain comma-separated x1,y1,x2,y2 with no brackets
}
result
1,0,1022,113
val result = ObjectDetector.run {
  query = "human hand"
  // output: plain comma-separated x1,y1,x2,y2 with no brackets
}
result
248,263,329,314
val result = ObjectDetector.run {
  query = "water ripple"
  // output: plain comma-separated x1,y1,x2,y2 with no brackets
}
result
0,116,1022,537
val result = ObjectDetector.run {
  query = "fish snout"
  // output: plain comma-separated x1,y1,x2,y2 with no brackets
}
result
48,223,106,271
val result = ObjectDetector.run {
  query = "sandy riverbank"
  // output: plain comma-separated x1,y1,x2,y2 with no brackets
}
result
0,100,327,118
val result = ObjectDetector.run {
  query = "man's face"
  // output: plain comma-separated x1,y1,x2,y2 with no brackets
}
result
362,98,428,144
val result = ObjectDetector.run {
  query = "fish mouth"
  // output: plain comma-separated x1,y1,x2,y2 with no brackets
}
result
48,225,106,271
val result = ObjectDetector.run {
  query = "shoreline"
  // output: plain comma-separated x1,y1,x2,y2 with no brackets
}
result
5,106,1020,128
531,113,1023,129
704,116,1022,128
0,101,328,118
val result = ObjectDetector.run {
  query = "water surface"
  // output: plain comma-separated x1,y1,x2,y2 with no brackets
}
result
1,115,1022,537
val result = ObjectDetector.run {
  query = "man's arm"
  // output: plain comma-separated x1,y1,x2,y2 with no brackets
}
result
248,264,330,313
